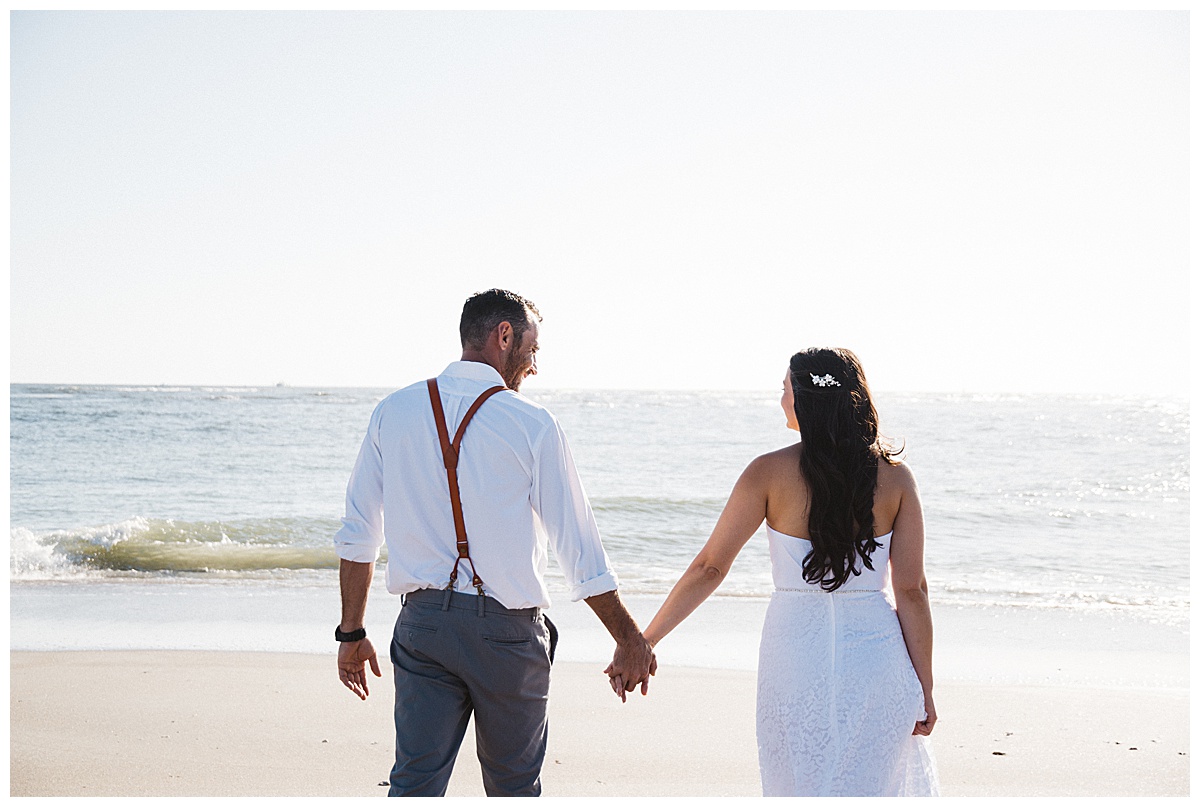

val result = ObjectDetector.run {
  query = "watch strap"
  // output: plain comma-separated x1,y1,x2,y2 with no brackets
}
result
334,626,367,642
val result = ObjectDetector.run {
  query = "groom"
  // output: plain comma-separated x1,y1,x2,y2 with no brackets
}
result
334,288,656,797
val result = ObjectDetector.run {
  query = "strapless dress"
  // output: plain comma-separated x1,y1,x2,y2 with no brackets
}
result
755,525,939,796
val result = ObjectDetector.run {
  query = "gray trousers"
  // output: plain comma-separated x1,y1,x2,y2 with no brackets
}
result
388,588,553,797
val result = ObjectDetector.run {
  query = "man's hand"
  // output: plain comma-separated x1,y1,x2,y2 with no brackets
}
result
602,634,657,702
338,638,382,700
337,559,379,699
583,589,657,702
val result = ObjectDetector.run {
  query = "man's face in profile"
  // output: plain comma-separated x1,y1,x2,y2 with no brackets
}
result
502,314,539,391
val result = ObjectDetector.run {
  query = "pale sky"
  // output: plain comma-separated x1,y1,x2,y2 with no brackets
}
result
9,11,1190,393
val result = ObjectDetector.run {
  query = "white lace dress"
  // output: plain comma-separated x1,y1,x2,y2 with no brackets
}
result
756,526,939,796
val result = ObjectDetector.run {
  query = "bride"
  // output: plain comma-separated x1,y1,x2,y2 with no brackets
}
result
618,348,939,796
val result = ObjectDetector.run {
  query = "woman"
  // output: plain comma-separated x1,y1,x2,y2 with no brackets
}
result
624,348,939,796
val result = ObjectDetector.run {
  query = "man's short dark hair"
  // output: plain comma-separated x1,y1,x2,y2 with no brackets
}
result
459,289,542,349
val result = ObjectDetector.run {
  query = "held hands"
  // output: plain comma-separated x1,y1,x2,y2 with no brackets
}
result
338,638,382,700
602,633,657,703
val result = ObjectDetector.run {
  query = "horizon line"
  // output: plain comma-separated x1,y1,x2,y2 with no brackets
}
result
7,380,1189,399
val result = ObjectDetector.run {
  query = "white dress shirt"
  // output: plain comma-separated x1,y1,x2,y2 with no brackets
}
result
334,360,618,610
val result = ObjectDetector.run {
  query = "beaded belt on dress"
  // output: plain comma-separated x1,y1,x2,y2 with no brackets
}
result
774,587,882,593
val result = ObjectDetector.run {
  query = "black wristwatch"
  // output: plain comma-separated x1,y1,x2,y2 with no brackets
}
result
335,625,367,642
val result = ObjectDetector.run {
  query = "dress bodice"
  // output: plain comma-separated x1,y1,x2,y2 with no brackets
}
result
766,524,892,592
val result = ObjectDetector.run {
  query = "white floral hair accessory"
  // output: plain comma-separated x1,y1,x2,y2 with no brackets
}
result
810,373,841,388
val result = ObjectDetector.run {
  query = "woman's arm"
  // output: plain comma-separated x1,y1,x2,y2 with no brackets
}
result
888,463,937,735
641,457,770,647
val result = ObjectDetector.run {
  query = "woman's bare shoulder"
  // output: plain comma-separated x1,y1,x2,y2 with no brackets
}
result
741,443,801,483
754,443,802,469
877,458,919,493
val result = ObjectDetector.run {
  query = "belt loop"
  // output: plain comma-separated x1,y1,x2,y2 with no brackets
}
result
400,593,407,607
441,587,452,611
477,594,485,617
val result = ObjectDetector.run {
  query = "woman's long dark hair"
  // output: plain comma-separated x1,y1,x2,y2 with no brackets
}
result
789,348,902,591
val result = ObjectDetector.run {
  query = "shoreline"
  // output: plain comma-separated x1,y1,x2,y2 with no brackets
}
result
9,650,1190,797
11,579,1190,689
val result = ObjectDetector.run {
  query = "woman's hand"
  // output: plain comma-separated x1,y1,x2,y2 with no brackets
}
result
913,691,937,736
607,672,627,701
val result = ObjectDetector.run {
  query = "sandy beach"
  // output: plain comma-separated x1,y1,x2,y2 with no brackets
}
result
9,649,1189,797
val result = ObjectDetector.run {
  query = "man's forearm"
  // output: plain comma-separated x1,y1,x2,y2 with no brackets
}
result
586,589,656,696
339,559,374,631
583,589,642,643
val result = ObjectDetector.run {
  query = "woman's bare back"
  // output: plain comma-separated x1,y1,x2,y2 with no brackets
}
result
759,443,905,540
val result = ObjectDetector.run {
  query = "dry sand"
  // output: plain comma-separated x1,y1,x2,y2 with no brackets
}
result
9,650,1189,797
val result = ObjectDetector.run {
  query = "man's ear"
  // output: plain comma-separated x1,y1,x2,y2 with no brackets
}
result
495,321,514,350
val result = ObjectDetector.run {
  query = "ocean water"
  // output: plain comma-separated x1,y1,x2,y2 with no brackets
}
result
9,386,1190,686
7,384,1191,684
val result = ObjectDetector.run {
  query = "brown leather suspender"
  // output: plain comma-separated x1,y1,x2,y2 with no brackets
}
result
426,378,506,597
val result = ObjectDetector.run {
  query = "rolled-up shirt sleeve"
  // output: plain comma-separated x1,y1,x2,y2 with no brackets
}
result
531,417,618,601
334,403,386,564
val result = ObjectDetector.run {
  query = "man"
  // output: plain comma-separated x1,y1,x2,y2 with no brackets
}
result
334,288,656,797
